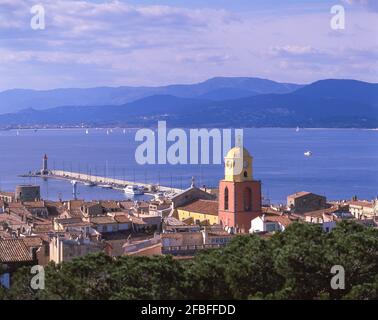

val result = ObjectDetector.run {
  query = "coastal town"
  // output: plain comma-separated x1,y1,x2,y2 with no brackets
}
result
1,145,377,289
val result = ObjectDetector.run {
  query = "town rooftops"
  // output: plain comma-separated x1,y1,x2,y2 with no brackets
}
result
178,199,219,216
0,239,33,263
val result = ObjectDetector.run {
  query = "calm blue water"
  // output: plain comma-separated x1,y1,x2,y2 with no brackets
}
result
0,128,377,203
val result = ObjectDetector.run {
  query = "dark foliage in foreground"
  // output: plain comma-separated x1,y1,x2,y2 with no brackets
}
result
1,221,377,300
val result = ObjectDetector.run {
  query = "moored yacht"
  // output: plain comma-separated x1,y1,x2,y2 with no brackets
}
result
124,185,144,195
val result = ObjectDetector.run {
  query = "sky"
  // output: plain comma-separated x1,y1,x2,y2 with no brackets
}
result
0,0,377,90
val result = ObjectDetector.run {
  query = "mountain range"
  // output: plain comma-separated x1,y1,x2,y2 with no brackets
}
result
0,77,377,128
0,77,301,114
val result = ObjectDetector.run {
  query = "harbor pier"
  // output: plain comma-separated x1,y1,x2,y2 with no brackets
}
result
20,154,184,195
21,169,183,194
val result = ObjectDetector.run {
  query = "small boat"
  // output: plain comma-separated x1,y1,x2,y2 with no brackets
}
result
123,129,126,134
84,181,96,187
99,184,112,189
106,129,109,135
124,185,144,195
296,126,300,132
16,130,20,136
85,129,89,135
154,192,165,200
304,151,312,157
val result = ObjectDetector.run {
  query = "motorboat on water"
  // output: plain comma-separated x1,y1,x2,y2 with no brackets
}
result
84,181,96,187
304,151,313,157
124,185,144,195
99,184,112,189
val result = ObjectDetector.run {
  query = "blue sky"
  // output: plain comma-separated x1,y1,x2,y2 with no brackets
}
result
0,0,377,90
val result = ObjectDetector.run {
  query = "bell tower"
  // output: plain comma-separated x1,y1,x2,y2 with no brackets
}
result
219,146,262,233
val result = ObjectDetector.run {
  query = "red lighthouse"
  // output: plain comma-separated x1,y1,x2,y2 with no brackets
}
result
218,147,262,233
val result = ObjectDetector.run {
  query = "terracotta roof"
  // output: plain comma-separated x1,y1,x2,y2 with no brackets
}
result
66,200,84,208
114,215,132,223
32,221,53,233
90,216,117,225
265,215,295,227
349,201,373,208
23,201,46,208
287,191,311,199
207,231,233,237
119,201,134,210
129,216,146,225
83,201,102,209
0,191,14,198
55,217,88,227
155,204,171,210
304,206,341,217
0,230,11,239
99,201,120,210
22,237,44,248
0,214,24,226
0,239,33,263
67,207,84,218
45,201,65,216
178,199,219,216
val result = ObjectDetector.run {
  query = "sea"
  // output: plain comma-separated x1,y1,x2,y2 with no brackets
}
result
0,128,377,204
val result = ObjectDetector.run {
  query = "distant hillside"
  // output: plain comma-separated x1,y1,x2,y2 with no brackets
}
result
0,77,302,114
0,79,377,128
293,79,378,106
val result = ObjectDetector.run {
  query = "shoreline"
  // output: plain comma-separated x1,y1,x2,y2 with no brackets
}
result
1,127,378,131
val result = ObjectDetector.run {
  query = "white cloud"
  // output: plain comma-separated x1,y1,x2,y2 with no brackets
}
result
270,45,318,56
0,0,377,90
342,0,378,12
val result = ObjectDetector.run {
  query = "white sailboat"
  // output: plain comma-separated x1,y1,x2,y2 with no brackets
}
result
85,129,89,135
296,126,300,132
106,129,110,135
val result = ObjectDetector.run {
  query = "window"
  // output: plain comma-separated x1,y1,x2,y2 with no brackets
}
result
224,187,229,210
244,187,252,211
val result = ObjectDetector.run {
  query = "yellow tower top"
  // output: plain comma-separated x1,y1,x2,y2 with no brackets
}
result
224,146,253,182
